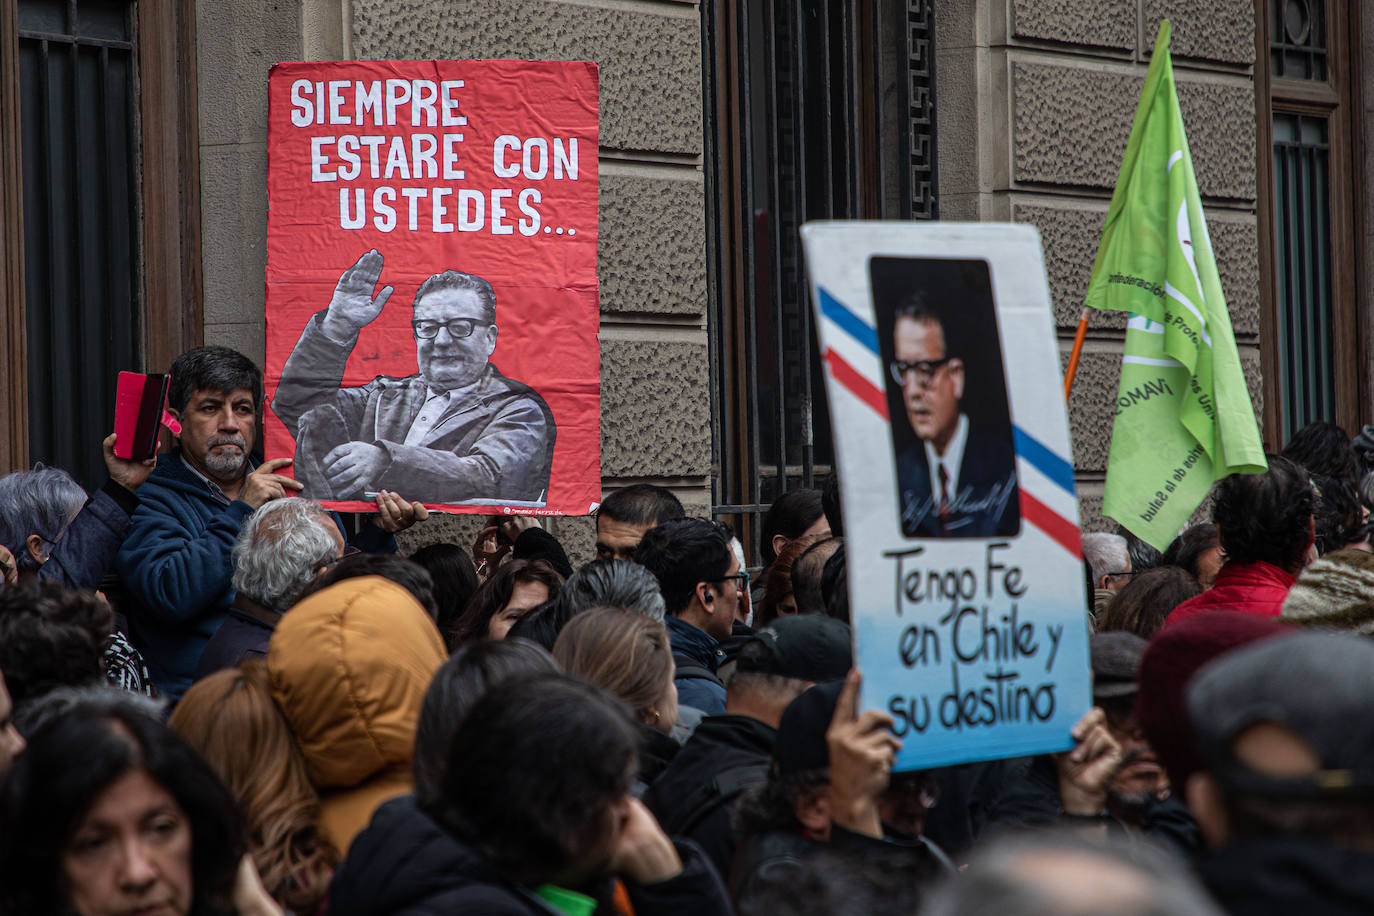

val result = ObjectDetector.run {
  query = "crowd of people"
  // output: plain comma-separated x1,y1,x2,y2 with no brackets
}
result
1,343,1373,915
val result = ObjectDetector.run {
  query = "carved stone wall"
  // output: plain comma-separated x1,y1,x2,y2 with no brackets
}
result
935,0,1261,529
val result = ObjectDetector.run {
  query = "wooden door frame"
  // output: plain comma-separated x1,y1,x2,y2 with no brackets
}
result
0,0,202,471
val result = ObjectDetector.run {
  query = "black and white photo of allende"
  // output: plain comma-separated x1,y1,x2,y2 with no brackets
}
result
271,249,555,505
872,256,1020,539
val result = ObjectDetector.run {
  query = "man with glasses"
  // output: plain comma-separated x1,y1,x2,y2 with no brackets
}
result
634,518,744,717
273,249,556,503
888,299,1018,538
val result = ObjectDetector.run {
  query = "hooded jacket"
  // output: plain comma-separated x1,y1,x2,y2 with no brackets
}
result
268,576,446,855
331,795,732,916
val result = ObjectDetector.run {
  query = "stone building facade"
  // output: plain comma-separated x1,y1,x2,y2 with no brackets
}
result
2,0,1370,560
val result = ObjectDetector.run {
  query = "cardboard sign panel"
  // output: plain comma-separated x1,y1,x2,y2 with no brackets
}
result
264,60,601,516
801,221,1092,771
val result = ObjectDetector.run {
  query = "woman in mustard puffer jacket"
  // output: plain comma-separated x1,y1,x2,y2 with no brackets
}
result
267,575,446,855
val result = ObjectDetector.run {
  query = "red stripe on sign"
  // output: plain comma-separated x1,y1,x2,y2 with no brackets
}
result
1019,490,1083,560
824,349,889,420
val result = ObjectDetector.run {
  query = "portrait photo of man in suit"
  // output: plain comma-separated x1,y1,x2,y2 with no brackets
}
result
874,257,1020,539
271,249,555,505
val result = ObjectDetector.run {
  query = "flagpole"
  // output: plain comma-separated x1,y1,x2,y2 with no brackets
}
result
1063,308,1090,402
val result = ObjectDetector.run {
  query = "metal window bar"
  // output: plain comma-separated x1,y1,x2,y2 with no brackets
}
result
705,0,937,565
17,0,141,491
1271,112,1334,443
1270,0,1327,81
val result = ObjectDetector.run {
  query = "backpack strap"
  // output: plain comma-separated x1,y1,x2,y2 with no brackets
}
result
667,762,770,837
673,664,724,687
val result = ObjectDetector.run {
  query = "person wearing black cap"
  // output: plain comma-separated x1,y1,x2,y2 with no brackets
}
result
643,615,853,880
1185,631,1374,914
732,671,952,914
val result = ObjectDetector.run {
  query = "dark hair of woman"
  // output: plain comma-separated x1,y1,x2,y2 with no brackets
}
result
1161,523,1221,579
1281,420,1359,485
308,554,440,621
170,660,338,913
0,582,108,710
1311,474,1367,555
1212,455,1314,572
409,543,482,643
0,698,245,915
1097,566,1202,639
502,600,562,650
413,639,559,809
448,559,564,648
756,534,826,628
760,488,826,566
435,673,639,887
821,546,849,624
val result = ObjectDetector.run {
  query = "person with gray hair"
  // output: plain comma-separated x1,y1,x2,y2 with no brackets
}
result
0,432,154,589
193,498,343,679
559,557,667,622
919,829,1222,916
1083,532,1132,592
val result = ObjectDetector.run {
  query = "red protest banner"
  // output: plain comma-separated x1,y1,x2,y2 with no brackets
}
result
264,60,600,516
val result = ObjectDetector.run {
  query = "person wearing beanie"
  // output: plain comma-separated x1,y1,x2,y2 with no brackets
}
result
1279,548,1374,634
1185,632,1374,914
1135,611,1293,804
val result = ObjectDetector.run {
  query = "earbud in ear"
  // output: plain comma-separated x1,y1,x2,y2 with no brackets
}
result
704,590,714,603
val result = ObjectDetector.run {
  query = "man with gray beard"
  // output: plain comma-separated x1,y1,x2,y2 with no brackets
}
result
116,346,423,699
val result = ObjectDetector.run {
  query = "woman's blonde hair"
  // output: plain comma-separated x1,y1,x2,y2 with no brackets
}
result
169,660,338,913
552,606,673,725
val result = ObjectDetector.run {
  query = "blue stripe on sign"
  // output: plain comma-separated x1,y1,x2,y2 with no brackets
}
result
818,286,880,356
1013,425,1076,495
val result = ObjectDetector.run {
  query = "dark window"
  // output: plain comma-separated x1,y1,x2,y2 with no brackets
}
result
1256,0,1358,448
1270,113,1332,441
1269,0,1326,80
19,0,141,490
704,0,937,563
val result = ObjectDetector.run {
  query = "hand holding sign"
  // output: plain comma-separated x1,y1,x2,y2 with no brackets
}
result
322,442,387,497
321,249,394,342
241,458,305,509
827,669,903,839
1054,707,1123,817
103,433,157,494
373,489,429,533
802,222,1092,771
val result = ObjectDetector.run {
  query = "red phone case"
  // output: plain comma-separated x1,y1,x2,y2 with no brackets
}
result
113,372,170,460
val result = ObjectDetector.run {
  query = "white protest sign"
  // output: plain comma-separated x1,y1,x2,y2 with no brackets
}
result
801,221,1092,770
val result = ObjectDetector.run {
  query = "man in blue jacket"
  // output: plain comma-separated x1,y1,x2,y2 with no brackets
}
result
116,346,423,699
634,518,744,717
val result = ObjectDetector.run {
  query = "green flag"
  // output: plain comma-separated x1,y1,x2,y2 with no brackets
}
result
1084,20,1266,551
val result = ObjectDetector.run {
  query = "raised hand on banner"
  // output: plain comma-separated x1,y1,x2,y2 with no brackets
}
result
373,489,428,533
322,442,386,498
321,249,394,343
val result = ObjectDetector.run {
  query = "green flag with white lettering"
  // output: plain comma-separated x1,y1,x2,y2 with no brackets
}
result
1084,20,1266,551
